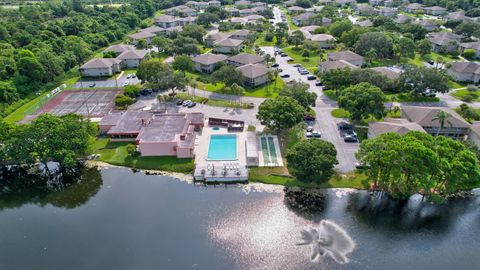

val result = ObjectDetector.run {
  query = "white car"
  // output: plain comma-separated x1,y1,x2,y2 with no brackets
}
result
123,81,129,86
126,74,132,79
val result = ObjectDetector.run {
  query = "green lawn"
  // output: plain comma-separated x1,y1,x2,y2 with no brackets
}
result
283,46,324,68
254,32,276,47
249,167,370,189
175,93,254,109
187,71,283,98
451,89,480,102
331,108,349,118
90,138,194,173
3,93,50,123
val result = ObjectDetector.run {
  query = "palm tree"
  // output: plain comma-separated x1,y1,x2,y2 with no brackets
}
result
432,111,452,136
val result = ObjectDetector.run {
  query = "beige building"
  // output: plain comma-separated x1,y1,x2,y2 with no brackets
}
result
401,106,471,140
213,38,244,54
328,51,365,67
446,62,480,83
236,64,269,88
227,53,265,67
191,53,228,73
79,58,122,77
318,60,358,73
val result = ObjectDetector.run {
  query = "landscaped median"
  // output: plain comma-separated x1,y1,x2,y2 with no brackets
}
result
89,138,194,174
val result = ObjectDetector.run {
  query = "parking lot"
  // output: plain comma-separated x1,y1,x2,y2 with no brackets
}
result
261,46,359,173
72,72,141,89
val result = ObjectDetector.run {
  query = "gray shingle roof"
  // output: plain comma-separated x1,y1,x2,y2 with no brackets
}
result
318,60,358,71
117,50,148,60
449,61,480,74
402,106,470,128
80,58,121,69
369,118,426,137
191,53,228,65
228,53,264,65
328,51,364,62
236,64,269,78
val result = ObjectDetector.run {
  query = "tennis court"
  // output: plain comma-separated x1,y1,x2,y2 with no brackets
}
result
36,90,120,118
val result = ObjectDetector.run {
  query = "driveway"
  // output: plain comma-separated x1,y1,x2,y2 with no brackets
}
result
72,72,141,89
272,6,284,25
261,46,359,173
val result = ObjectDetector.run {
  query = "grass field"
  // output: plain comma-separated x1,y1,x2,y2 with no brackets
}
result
283,46,325,68
89,139,194,173
451,89,480,102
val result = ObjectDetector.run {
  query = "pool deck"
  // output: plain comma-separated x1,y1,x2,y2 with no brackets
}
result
193,125,248,182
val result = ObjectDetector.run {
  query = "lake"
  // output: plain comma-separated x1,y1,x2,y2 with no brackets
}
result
0,167,479,269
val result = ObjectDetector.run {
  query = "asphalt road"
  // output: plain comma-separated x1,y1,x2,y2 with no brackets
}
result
261,46,359,173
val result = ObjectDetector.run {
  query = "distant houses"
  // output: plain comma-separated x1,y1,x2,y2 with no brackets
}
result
460,42,480,59
318,60,358,73
191,53,228,73
327,51,365,67
80,44,148,77
446,62,480,84
427,32,463,53
368,118,426,138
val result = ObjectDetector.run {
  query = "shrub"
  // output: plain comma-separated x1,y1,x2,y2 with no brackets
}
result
467,85,478,92
463,49,477,60
302,50,310,57
115,94,134,109
126,144,139,157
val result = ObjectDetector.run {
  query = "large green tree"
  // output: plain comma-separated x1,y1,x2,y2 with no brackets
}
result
337,82,386,121
397,65,450,96
256,96,305,131
279,81,317,109
354,32,394,59
286,139,338,183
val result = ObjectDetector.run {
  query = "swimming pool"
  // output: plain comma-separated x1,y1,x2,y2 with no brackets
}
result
208,134,237,160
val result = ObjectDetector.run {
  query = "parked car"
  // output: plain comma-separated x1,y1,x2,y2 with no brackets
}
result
280,73,290,78
312,131,321,138
305,132,313,138
293,64,302,67
276,68,283,72
123,81,129,86
287,58,294,62
315,80,322,86
344,135,358,143
187,101,197,108
131,74,137,79
307,75,316,80
272,63,279,67
338,121,353,131
300,70,309,75
176,99,184,106
304,114,315,121
126,74,132,79
343,129,357,138
140,89,153,96
88,82,96,88
306,126,314,132
280,53,288,57
182,100,192,107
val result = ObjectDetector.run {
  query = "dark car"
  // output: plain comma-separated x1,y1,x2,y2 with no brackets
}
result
176,99,184,106
307,75,316,80
315,80,322,86
280,53,288,57
304,115,315,121
140,89,153,96
344,135,358,143
272,63,279,67
187,101,197,108
293,64,302,67
287,58,294,62
427,60,434,65
338,121,353,131
280,73,290,78
342,129,357,138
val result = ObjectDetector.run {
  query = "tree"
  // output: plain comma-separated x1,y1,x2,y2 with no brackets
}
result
356,132,480,199
329,20,353,38
364,48,377,65
295,0,312,8
400,23,427,40
115,94,134,109
354,32,394,59
172,55,194,74
4,114,97,172
286,139,338,183
397,65,450,96
196,12,220,27
288,30,306,48
137,59,176,90
337,83,386,122
416,39,432,56
256,96,305,131
396,37,415,59
318,68,353,95
463,49,477,60
432,111,453,136
0,81,18,104
123,85,141,98
180,24,206,44
211,65,244,87
279,81,317,109
454,21,480,38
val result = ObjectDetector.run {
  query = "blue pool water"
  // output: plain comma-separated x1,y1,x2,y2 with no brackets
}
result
208,134,237,160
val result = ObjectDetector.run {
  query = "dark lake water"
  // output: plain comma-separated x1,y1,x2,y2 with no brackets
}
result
1,167,480,270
